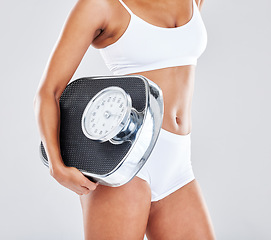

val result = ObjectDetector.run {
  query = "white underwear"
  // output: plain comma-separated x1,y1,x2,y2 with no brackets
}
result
136,128,195,202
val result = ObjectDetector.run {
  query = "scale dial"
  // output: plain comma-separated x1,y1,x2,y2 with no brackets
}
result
81,86,132,142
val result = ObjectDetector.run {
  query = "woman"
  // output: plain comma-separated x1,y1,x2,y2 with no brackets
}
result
33,0,215,239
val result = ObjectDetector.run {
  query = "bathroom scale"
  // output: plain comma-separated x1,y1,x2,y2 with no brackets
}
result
39,75,164,187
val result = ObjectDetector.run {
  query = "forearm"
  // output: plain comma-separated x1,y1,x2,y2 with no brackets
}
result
33,90,65,172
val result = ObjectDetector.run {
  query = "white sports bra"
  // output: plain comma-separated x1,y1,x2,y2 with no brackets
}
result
99,0,208,75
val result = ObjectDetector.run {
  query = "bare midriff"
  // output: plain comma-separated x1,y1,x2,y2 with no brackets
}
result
126,65,195,136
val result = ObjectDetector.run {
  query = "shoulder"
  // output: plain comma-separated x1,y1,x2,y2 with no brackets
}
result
76,0,111,10
195,0,205,11
84,0,130,48
73,0,114,28
75,0,120,15
77,0,124,26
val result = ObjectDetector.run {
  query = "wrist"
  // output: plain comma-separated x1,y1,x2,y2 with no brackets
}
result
49,161,66,176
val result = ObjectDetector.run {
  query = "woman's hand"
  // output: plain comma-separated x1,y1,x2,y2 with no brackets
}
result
49,164,98,196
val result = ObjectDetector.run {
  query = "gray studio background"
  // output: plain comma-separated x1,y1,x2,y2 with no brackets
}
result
1,0,270,239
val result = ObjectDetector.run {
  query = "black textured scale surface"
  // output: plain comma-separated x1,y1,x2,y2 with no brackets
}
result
40,76,147,175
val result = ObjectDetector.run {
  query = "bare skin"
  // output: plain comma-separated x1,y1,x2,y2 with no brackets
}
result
33,0,215,239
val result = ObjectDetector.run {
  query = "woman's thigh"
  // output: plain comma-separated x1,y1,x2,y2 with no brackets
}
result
79,176,151,240
146,180,216,240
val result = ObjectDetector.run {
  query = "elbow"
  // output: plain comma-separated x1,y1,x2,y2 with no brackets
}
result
33,89,44,106
33,93,39,106
33,92,43,114
33,92,39,109
33,88,56,110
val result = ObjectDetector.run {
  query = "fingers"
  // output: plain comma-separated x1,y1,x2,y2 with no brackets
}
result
84,178,99,191
79,177,98,195
68,167,98,195
71,185,91,196
61,178,96,196
77,186,90,196
76,184,97,196
49,165,99,196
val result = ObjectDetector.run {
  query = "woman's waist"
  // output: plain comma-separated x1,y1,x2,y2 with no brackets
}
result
129,65,195,109
127,64,195,84
127,65,195,135
161,110,192,136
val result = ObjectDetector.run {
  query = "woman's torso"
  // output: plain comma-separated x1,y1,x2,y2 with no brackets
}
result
91,0,207,135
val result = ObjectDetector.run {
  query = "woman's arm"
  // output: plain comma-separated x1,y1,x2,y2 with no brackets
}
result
198,0,205,11
33,0,110,195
